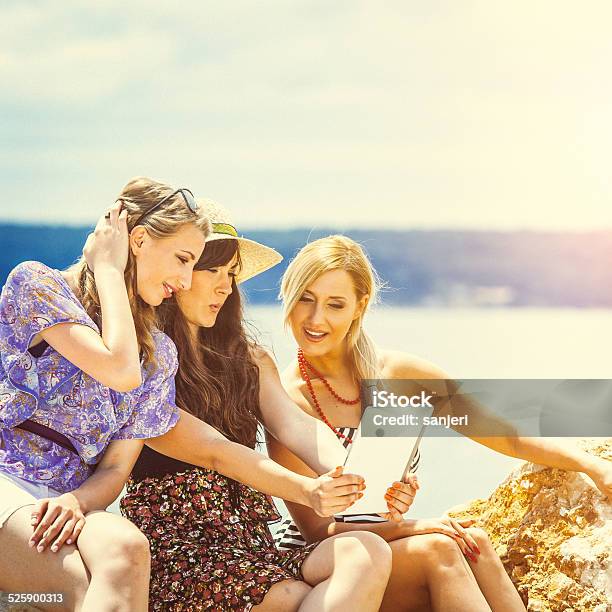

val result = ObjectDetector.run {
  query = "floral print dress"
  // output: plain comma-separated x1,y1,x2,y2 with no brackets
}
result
121,445,319,611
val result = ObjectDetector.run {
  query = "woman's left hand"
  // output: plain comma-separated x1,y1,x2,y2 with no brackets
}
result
588,458,612,499
29,493,86,553
378,473,419,522
437,516,480,560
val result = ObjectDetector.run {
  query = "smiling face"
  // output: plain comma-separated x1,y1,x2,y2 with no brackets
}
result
130,223,206,306
288,268,368,358
175,249,239,333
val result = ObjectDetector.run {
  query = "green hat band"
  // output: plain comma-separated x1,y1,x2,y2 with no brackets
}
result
212,222,238,237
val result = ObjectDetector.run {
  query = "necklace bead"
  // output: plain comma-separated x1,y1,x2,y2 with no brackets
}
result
297,349,359,444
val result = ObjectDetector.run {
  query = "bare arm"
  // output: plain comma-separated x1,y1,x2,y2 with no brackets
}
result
265,431,335,541
37,203,141,391
254,349,346,474
29,438,145,552
447,410,612,499
71,439,145,513
146,410,363,516
385,350,612,497
470,435,611,498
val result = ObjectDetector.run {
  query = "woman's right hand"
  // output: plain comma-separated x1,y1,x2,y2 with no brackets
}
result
302,466,365,517
402,517,481,561
83,200,130,273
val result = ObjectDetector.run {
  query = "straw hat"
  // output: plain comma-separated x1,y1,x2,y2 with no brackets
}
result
198,199,283,283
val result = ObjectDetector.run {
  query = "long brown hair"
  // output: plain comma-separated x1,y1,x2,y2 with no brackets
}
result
158,239,262,448
66,177,211,368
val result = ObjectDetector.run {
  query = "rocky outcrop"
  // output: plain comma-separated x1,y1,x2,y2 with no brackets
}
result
447,439,612,612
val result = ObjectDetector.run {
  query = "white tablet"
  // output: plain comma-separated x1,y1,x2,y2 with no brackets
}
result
339,408,429,515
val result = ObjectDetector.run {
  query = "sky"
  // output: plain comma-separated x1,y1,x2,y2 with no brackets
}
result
1,1,612,230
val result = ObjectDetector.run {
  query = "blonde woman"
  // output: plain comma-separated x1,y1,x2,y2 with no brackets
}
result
270,234,611,611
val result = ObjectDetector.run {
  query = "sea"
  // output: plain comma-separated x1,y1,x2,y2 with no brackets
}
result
111,305,612,525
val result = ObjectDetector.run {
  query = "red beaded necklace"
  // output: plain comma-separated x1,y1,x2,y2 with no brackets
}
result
297,349,360,443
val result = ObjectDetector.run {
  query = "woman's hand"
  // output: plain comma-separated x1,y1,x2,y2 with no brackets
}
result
403,516,481,562
29,493,86,553
436,516,480,562
588,457,612,499
83,200,130,273
379,473,419,521
302,466,365,517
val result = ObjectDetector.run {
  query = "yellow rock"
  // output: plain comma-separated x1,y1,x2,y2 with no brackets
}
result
447,439,611,611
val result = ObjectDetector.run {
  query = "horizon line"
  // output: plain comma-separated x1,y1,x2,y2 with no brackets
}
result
1,220,611,236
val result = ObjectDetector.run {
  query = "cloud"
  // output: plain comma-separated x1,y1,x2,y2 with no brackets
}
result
1,1,612,229
1,5,177,103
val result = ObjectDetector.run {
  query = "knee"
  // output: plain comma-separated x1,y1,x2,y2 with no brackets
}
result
113,527,151,565
262,580,312,612
465,526,492,552
341,532,393,579
287,580,312,606
412,533,463,566
98,527,151,577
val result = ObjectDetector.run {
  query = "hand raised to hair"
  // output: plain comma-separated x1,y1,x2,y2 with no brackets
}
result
83,200,130,273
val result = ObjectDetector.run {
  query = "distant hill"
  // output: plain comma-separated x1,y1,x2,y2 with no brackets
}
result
1,223,611,307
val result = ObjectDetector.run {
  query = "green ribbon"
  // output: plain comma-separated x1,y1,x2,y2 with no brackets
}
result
212,222,238,237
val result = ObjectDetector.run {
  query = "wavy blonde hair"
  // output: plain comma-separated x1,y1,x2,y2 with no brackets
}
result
280,234,381,380
66,177,211,368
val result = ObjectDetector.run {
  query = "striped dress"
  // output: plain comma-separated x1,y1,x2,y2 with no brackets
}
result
274,426,421,550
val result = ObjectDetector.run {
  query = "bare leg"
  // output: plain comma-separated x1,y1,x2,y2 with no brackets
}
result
0,506,89,612
380,533,492,612
0,506,150,612
463,528,525,612
298,531,392,611
76,511,151,612
252,579,312,611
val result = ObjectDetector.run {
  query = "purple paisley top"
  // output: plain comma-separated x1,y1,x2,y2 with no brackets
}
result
0,261,180,493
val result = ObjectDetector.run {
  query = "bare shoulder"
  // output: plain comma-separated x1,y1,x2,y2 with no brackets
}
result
280,359,314,414
379,348,450,380
250,344,276,368
280,359,301,393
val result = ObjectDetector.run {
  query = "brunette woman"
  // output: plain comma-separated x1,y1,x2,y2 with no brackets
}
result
121,203,392,611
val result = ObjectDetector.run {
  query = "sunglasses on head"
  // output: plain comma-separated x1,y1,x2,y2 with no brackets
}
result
132,188,199,227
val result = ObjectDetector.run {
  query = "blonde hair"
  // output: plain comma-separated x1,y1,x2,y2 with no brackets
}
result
66,177,211,368
280,234,381,380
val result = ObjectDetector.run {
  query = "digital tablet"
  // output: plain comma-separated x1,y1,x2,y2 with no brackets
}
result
338,406,431,516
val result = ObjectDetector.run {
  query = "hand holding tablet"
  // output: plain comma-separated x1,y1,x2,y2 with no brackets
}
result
379,473,420,521
337,383,435,517
339,425,424,516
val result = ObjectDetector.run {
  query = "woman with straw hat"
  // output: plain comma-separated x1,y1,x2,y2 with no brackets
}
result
121,201,393,611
